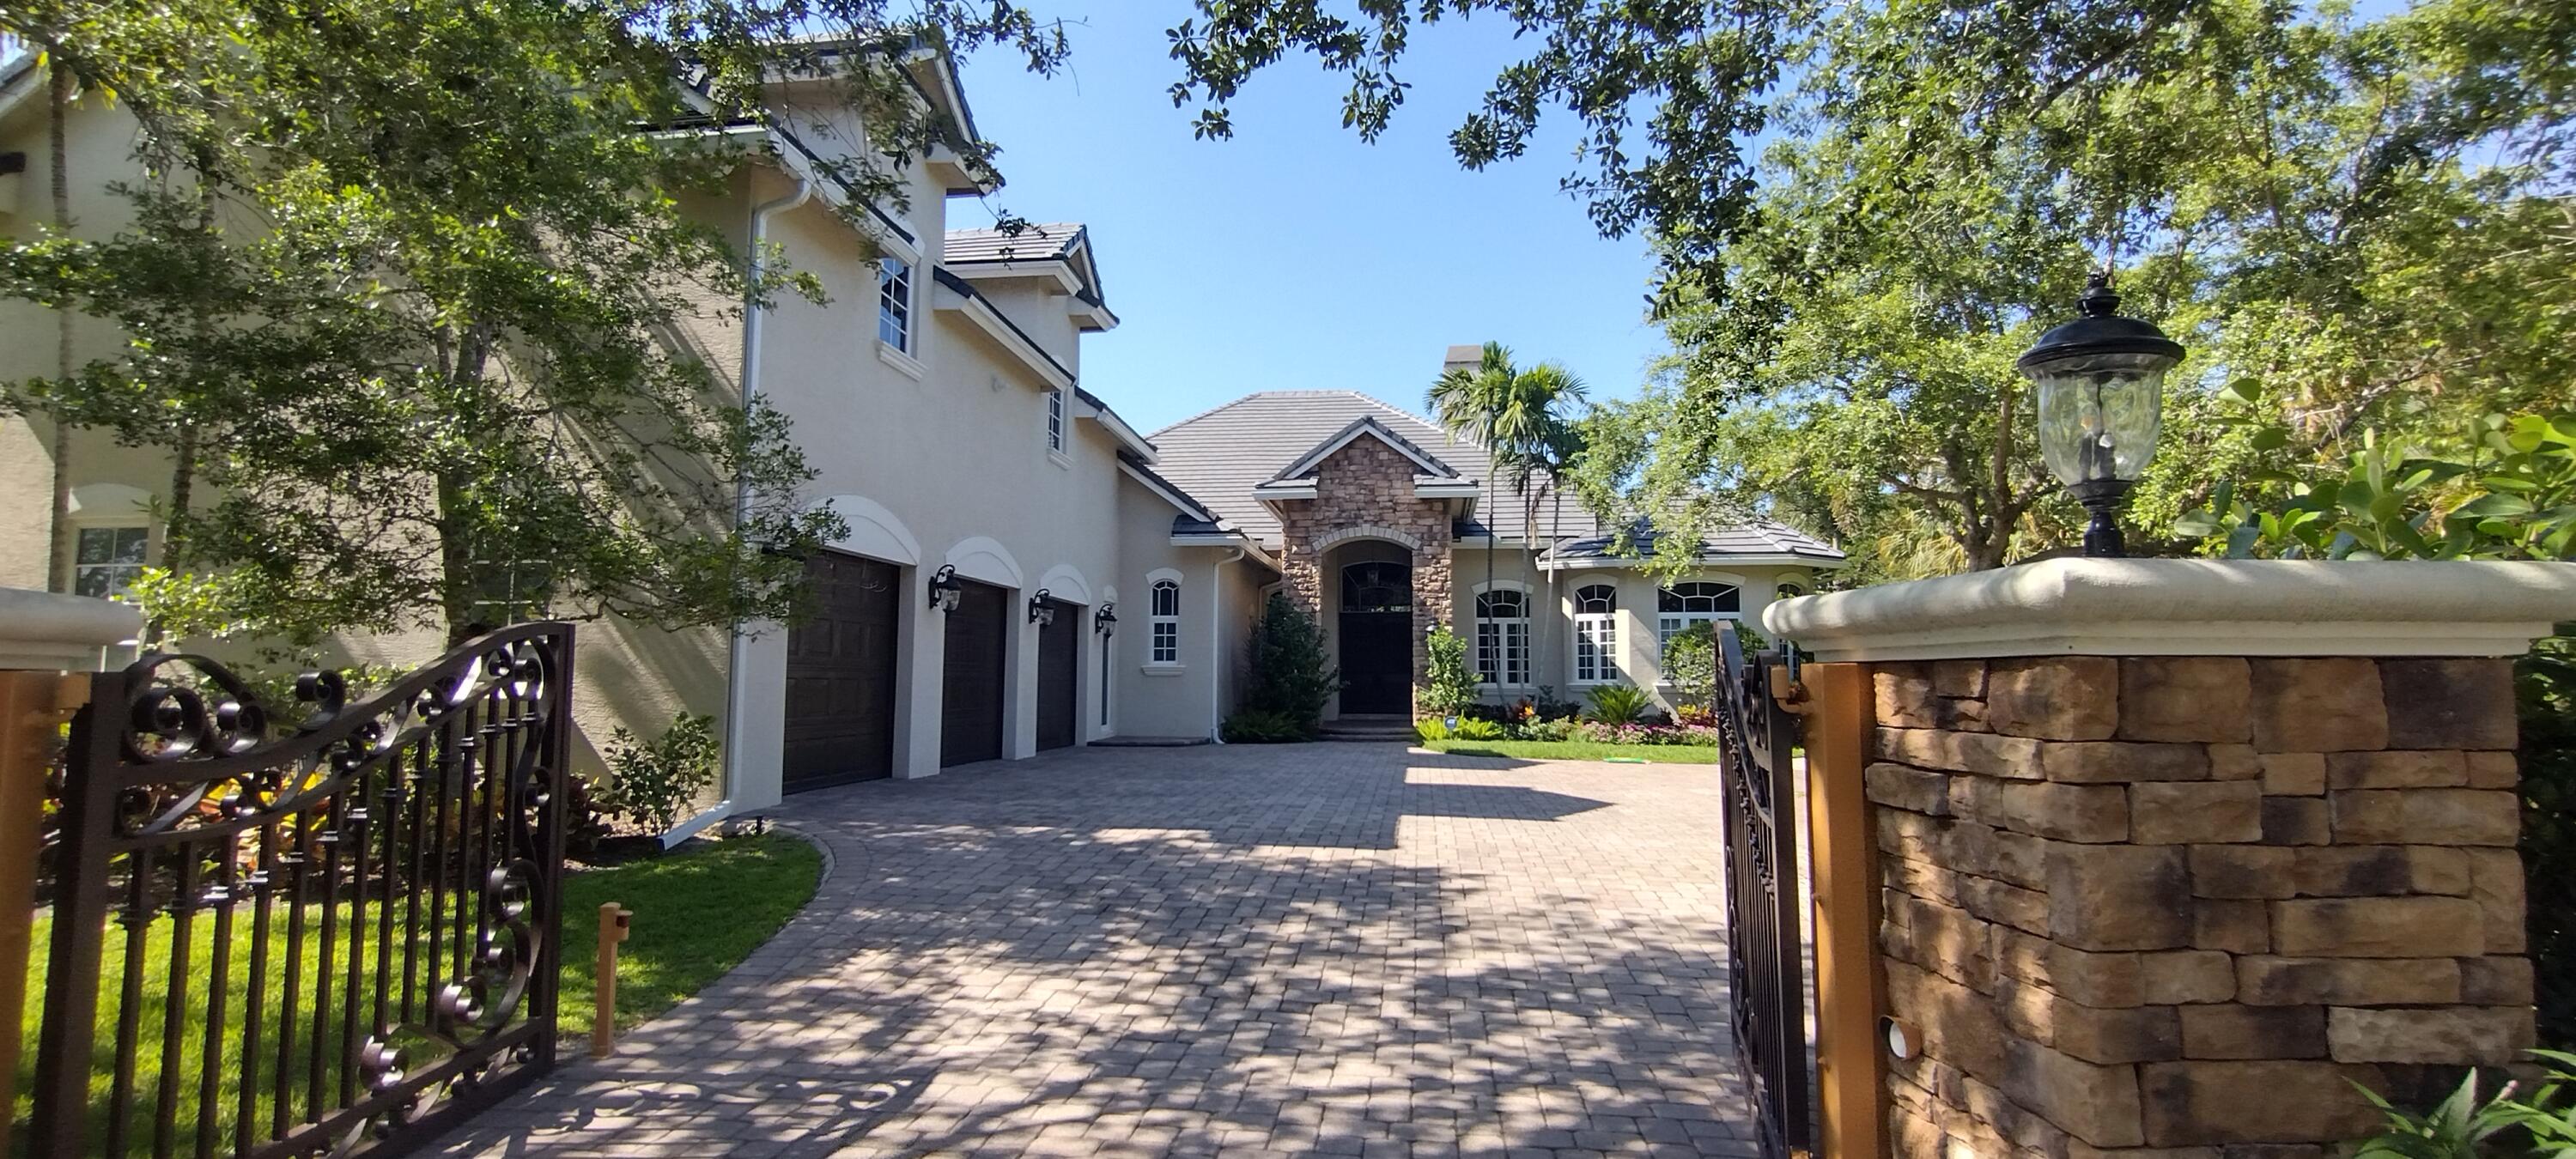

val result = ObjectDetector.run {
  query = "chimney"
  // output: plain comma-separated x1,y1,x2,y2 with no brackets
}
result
1441,343,1483,378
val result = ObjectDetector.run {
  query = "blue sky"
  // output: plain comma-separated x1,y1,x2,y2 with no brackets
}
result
945,6,1670,434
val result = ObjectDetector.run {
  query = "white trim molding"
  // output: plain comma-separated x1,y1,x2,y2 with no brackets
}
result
1312,525,1424,554
1036,564,1093,606
943,536,1025,589
1763,558,2576,662
0,587,143,671
813,495,923,566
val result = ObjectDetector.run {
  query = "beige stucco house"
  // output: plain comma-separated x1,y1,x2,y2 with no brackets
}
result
0,47,1841,828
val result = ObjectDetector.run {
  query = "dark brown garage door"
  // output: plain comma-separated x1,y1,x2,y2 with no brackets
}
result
1036,598,1080,751
782,551,900,794
940,580,1008,767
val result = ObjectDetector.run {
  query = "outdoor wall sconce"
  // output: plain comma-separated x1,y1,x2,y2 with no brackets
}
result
927,564,963,613
2016,270,2185,558
1029,589,1056,626
1094,603,1116,635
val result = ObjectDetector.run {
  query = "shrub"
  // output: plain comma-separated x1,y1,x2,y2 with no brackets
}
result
1583,682,1655,724
1455,718,1504,740
1674,702,1716,728
1529,685,1583,721
1419,625,1481,718
1662,622,1717,707
596,713,720,834
1520,719,1577,742
1243,593,1340,731
1221,708,1312,743
2352,1050,2576,1156
1414,717,1452,742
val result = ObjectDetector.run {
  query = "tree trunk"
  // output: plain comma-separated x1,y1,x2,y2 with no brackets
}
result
44,56,74,592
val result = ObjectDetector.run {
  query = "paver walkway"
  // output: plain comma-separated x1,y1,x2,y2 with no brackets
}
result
427,743,1765,1157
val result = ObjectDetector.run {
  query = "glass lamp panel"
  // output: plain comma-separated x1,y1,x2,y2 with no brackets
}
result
2032,351,2170,485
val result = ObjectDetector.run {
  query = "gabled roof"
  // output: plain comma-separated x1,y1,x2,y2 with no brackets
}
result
1268,416,1460,482
944,222,1109,320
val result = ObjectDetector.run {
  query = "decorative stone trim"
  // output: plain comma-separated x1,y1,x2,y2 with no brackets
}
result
1312,524,1425,553
1765,559,2576,661
0,587,142,671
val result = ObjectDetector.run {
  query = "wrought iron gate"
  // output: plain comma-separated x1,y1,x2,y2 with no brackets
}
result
24,623,574,1157
1714,625,1812,1156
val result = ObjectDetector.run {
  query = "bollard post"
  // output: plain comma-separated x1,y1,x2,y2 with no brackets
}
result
591,902,631,1059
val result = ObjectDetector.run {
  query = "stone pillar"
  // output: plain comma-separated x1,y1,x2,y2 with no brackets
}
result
1279,535,1323,619
1764,560,2576,1158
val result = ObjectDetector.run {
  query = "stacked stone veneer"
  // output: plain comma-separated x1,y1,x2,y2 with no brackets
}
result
1274,436,1455,707
1868,654,2534,1157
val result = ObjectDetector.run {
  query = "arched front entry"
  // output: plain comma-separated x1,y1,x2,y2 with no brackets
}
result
1338,554,1413,714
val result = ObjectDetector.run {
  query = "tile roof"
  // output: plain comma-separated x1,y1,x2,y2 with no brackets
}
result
1269,416,1461,482
943,223,1084,264
1545,520,1846,563
1148,391,1594,547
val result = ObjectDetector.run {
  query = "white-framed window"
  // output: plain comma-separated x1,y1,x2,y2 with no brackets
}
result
1473,587,1530,686
1149,579,1181,665
72,525,149,599
877,256,913,352
1046,388,1066,455
1656,581,1742,648
1572,583,1620,684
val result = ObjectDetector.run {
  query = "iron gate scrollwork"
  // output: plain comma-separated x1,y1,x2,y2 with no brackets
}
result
26,622,574,1158
1714,624,1812,1156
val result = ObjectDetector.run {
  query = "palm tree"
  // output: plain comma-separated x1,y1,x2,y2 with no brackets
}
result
1427,343,1589,693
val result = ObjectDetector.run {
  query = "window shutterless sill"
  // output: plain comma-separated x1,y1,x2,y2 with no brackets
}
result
1140,664,1187,677
1048,449,1073,470
878,341,925,380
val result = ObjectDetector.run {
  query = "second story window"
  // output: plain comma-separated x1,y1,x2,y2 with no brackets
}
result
1149,580,1181,664
72,525,149,598
877,256,913,352
1047,389,1066,454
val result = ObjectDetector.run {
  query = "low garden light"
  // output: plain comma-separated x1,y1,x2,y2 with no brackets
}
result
1029,589,1055,626
927,564,963,612
1093,603,1116,635
2016,271,2185,558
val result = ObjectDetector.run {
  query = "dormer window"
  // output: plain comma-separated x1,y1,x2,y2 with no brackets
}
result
1047,388,1066,455
877,256,913,352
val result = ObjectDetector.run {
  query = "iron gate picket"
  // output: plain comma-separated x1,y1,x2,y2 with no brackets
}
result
1714,624,1812,1156
25,622,574,1157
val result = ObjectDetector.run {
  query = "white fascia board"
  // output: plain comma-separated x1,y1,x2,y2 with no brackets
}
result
1171,534,1284,572
1072,300,1120,331
939,293,1073,390
1083,402,1155,462
947,259,1082,294
1414,481,1482,499
1276,422,1454,482
927,143,999,195
1252,482,1318,501
1118,461,1208,519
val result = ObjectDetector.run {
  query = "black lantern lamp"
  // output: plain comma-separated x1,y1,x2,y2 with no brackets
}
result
1094,603,1116,635
927,564,963,612
2016,271,2185,558
1029,589,1056,626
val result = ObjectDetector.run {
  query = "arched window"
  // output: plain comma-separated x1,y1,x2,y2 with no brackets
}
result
1656,581,1742,648
1573,583,1620,684
1149,579,1181,664
1473,587,1530,686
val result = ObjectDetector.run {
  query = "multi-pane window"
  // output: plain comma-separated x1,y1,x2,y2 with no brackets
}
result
1656,581,1742,648
1149,580,1181,664
72,525,148,598
1473,588,1530,686
1047,389,1066,453
1572,583,1619,684
877,257,913,351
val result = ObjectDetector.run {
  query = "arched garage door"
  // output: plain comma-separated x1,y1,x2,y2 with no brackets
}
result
941,579,1009,767
782,551,900,793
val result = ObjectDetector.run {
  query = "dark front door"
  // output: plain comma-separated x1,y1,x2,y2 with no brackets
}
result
1036,598,1080,751
1339,559,1413,715
782,551,900,793
941,580,1009,766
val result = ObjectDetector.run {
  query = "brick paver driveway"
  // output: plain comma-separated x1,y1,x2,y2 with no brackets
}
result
428,743,1764,1157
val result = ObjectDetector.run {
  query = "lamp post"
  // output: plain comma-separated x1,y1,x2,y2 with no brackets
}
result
2015,271,2185,558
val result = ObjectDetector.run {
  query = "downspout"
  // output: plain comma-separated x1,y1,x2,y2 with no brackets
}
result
1208,547,1246,743
686,171,812,848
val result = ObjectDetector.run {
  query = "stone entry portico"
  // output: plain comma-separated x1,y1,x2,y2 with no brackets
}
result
1273,427,1460,718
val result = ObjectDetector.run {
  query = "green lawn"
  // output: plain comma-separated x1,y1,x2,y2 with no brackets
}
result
11,830,819,1156
1419,739,1718,763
